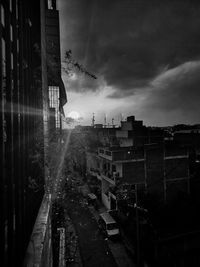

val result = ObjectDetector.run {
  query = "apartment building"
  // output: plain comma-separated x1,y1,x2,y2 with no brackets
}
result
86,117,190,210
116,116,164,147
94,143,189,210
0,0,66,266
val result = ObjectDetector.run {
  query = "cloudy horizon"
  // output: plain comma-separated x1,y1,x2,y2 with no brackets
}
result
58,0,200,127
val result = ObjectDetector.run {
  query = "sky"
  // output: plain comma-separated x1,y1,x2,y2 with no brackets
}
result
58,0,200,127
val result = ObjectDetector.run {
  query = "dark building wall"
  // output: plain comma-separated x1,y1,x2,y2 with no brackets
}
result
174,132,200,148
166,179,189,202
165,144,188,157
122,161,145,184
145,145,164,196
0,0,45,266
112,147,144,161
148,128,164,144
165,158,189,180
118,144,189,201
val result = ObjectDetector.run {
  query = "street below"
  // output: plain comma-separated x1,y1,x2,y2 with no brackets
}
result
63,173,135,267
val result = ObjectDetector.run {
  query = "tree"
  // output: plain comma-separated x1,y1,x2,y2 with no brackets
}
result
62,50,97,79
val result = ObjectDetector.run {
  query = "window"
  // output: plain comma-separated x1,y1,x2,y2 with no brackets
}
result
10,25,13,41
10,0,12,12
1,5,5,27
48,0,56,10
2,38,6,81
48,86,60,128
99,149,104,154
17,39,19,53
11,53,13,70
16,0,18,19
107,223,117,230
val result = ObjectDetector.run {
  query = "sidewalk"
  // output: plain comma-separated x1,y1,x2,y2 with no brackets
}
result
64,213,83,267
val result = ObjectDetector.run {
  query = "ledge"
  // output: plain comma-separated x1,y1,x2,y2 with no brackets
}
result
24,194,52,267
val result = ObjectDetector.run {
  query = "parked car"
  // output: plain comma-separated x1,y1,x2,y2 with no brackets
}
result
98,212,120,239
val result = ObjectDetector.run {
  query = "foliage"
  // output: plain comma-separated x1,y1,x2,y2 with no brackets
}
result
62,50,97,79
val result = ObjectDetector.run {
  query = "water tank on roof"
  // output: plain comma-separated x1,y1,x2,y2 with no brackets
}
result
127,116,135,122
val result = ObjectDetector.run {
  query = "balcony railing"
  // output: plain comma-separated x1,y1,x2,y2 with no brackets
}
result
98,148,144,162
101,171,122,185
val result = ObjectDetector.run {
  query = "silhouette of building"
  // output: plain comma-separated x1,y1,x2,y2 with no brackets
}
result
0,0,66,266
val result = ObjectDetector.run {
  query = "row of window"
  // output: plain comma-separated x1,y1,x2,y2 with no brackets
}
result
1,0,19,27
48,86,60,128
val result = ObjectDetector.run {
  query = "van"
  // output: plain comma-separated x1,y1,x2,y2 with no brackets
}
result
98,212,120,238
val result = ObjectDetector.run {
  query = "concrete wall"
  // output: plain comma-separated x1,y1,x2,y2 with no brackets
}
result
146,145,164,196
115,163,123,177
116,130,128,138
165,158,188,179
119,138,133,147
86,152,99,174
24,194,53,267
122,161,145,184
121,121,133,131
102,179,111,209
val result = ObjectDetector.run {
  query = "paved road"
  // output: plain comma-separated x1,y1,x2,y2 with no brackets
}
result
108,240,136,267
64,189,117,267
89,206,136,267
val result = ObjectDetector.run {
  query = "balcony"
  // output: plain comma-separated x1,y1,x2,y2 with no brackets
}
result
100,171,122,185
98,148,112,160
98,147,144,162
89,168,102,180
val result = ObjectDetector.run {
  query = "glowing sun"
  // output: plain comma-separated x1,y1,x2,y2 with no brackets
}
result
68,111,80,120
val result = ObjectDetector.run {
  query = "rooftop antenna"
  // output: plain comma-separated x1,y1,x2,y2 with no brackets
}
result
92,113,95,127
104,114,107,127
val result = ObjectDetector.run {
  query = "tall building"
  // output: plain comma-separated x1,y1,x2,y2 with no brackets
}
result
0,0,66,266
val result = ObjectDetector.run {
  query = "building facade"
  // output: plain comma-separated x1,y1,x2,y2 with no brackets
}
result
0,0,66,266
86,117,190,210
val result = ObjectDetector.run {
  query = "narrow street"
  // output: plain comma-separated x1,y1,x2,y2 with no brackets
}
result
108,239,136,267
63,173,136,267
89,206,136,267
64,180,117,267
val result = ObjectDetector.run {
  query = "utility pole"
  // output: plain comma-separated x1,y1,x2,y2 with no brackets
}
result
112,118,114,127
104,115,107,127
92,113,95,127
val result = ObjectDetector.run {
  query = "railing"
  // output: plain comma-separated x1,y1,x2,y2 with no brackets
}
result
98,147,144,162
24,194,53,267
98,148,112,160
101,171,122,185
90,168,100,175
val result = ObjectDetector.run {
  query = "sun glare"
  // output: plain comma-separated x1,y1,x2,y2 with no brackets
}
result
68,110,80,120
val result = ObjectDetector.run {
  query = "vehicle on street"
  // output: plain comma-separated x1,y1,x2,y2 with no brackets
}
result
98,212,120,239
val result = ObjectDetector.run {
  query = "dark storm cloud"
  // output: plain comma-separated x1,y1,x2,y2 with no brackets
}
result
148,61,200,112
59,0,200,96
